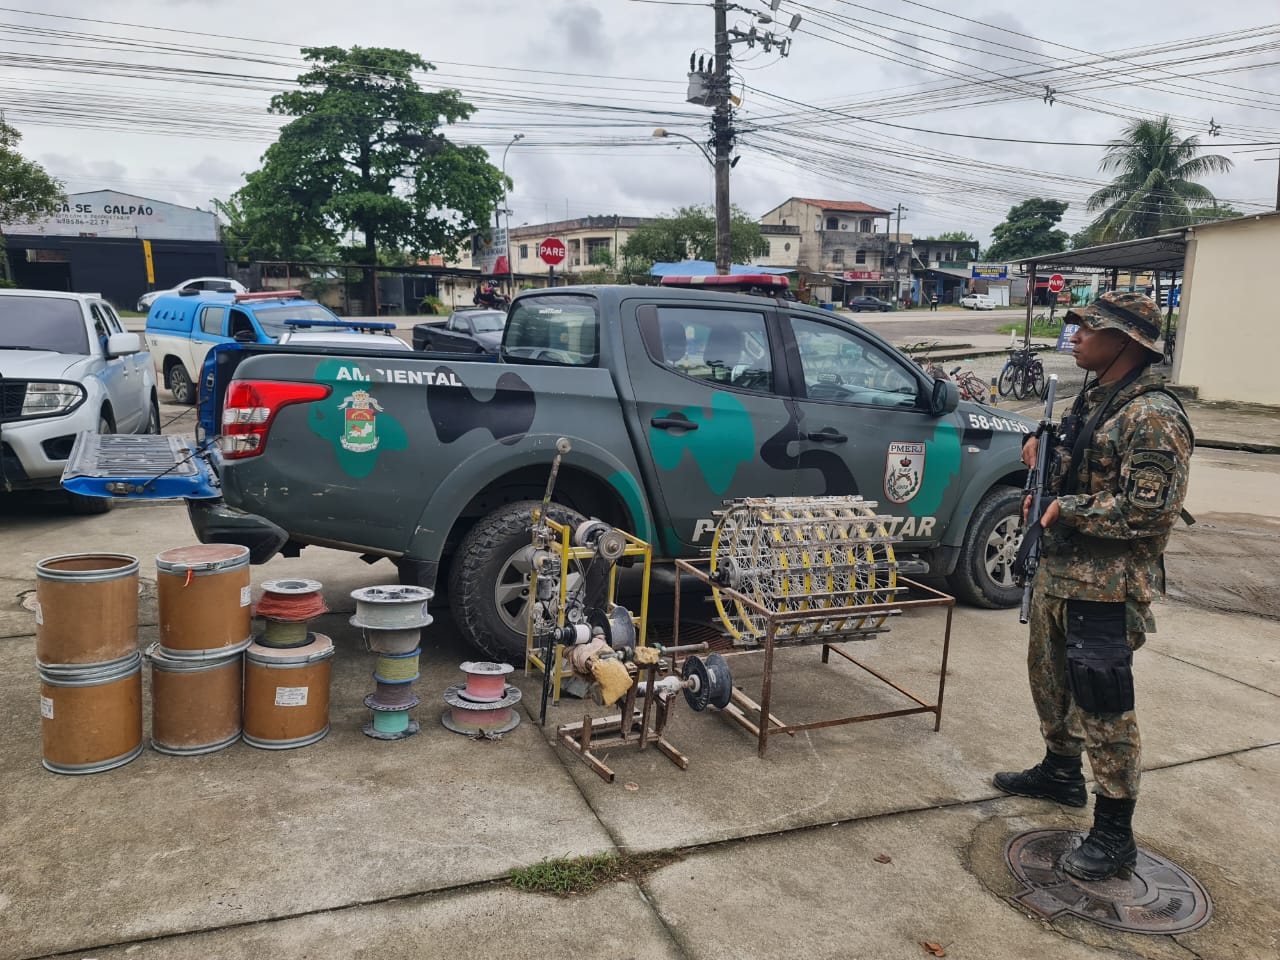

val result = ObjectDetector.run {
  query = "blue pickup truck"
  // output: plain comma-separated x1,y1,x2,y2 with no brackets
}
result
66,284,1035,658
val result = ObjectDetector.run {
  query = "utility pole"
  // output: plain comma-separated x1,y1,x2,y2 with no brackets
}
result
894,203,908,303
713,0,732,275
668,2,799,276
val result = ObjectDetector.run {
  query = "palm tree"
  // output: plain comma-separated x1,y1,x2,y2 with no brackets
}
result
1086,117,1232,241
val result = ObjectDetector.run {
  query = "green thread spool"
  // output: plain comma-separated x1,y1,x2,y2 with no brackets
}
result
259,618,310,648
374,650,420,682
371,709,411,735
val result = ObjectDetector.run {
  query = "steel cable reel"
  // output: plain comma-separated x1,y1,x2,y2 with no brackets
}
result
708,496,900,644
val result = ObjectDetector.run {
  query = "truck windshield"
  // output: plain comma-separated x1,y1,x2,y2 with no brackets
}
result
251,303,342,339
503,294,598,365
0,297,91,354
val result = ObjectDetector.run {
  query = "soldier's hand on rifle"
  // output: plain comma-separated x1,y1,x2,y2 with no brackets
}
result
1022,435,1039,469
1023,494,1060,528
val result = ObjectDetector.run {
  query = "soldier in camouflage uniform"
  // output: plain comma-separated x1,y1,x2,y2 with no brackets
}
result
994,291,1193,881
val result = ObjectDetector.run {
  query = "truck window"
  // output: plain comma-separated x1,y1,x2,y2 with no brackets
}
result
200,306,228,336
0,297,90,354
503,295,598,365
640,306,773,393
789,315,918,407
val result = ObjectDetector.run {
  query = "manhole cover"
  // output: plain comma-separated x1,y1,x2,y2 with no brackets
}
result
1006,830,1212,934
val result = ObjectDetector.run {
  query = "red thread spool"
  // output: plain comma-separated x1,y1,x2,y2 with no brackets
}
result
254,579,328,621
458,661,515,702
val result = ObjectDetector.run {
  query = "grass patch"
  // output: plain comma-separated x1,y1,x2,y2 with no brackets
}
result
507,851,682,897
997,317,1062,338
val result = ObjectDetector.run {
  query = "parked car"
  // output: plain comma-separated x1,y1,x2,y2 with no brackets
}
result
145,290,345,404
137,276,247,313
412,307,506,355
848,295,891,313
0,289,158,513
960,294,996,310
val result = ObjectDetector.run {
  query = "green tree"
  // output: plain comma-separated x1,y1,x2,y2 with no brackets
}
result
0,116,66,281
924,230,976,242
232,46,505,306
984,198,1069,262
1086,116,1232,241
621,205,768,271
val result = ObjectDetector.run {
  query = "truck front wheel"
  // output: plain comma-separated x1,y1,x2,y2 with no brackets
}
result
449,500,587,660
945,486,1022,608
167,362,196,405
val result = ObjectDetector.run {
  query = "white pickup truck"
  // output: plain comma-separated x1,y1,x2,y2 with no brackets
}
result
0,288,158,513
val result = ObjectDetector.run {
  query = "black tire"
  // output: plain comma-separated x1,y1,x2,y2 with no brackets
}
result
880,305,889,312
1022,361,1045,400
997,362,1021,398
144,394,161,434
67,414,115,515
448,500,587,660
167,363,196,406
852,306,861,313
946,486,1023,608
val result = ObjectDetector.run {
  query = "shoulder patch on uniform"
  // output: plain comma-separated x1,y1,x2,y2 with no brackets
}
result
1127,448,1175,509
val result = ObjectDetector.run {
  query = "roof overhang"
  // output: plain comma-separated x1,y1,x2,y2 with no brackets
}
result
1011,232,1188,273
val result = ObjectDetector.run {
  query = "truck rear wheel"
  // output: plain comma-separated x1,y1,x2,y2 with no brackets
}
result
449,500,587,660
167,363,196,405
945,485,1022,608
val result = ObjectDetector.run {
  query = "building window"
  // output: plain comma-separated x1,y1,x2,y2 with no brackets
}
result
519,244,528,259
855,249,866,264
784,242,792,252
832,249,844,264
826,217,839,230
764,241,771,257
860,218,871,232
585,237,611,263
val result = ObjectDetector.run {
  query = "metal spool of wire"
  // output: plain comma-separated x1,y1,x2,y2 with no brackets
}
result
708,496,902,644
255,579,327,649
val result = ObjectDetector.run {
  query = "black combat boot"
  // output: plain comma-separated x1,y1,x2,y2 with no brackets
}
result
993,750,1087,807
1062,795,1138,881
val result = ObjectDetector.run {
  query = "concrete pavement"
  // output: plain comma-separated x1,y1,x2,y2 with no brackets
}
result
3,321,1277,958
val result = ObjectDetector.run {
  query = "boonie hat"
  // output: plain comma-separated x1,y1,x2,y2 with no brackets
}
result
1065,291,1164,362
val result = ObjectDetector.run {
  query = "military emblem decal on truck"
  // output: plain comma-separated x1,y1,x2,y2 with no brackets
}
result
308,359,408,478
884,442,925,504
338,390,384,452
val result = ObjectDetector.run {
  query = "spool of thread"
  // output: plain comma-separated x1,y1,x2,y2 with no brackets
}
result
254,579,328,622
374,649,420,683
363,708,419,740
361,626,420,655
458,661,515,703
441,682,522,735
365,679,420,710
349,585,433,630
258,618,311,649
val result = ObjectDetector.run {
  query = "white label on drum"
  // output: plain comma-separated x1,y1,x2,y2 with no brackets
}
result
40,695,54,719
240,586,252,607
34,600,43,625
275,686,309,707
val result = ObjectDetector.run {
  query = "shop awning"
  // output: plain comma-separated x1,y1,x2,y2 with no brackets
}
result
1011,232,1188,273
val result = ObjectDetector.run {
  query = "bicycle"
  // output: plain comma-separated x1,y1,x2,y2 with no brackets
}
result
948,365,989,403
998,346,1045,400
1163,326,1177,365
901,339,946,378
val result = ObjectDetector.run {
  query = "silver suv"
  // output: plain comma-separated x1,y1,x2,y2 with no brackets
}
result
0,289,159,513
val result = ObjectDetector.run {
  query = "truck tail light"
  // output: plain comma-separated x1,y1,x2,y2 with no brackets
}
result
219,380,331,459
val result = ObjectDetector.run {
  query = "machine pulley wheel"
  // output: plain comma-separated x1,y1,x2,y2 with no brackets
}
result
681,653,733,713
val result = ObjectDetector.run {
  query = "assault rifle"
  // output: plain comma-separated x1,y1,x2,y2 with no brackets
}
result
1015,374,1058,624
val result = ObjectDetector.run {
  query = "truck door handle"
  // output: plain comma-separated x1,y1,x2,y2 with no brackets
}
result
806,428,847,443
651,416,698,431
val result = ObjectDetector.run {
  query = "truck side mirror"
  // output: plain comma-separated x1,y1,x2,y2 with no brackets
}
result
929,378,960,416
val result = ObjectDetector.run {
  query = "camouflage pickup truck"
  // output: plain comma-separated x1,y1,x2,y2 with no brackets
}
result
65,285,1034,659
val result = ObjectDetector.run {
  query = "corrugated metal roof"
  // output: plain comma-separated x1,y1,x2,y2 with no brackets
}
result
1011,232,1188,272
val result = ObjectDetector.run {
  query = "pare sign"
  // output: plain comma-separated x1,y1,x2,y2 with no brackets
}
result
538,238,566,266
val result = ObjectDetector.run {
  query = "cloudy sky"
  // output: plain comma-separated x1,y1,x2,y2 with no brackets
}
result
3,1,1278,245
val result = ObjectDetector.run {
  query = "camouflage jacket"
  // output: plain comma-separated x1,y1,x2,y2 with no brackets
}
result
1041,370,1194,602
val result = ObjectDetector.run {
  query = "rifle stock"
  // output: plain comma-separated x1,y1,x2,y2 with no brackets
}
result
1018,375,1058,624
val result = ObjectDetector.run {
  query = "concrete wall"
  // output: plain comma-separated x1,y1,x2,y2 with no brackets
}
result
1177,214,1280,404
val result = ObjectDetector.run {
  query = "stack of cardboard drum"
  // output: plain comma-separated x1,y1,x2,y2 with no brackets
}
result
36,553,145,774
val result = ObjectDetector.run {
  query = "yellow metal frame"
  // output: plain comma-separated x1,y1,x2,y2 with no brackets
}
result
524,516,652,705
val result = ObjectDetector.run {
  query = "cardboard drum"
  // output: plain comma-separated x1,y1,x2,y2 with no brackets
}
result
147,643,243,756
243,634,334,749
35,553,139,669
40,653,143,775
156,545,252,658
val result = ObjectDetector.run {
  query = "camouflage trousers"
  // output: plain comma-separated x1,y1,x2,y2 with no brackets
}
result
1026,589,1148,799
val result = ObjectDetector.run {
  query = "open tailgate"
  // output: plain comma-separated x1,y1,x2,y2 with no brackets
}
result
61,433,219,501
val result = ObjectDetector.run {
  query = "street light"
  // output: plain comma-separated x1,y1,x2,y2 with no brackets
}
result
500,133,524,293
652,127,714,166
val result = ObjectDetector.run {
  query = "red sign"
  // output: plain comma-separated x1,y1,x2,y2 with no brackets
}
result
538,237,566,266
842,270,881,281
1047,273,1065,293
